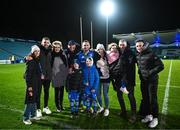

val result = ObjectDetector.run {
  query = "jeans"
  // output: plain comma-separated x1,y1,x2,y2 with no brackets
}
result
97,82,110,109
23,103,36,120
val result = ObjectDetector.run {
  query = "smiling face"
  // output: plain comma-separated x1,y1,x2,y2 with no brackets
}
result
68,44,76,52
86,58,93,67
54,44,61,53
82,41,90,52
97,48,105,57
73,63,79,69
136,41,144,53
33,50,40,58
110,45,118,52
41,39,50,49
119,40,127,51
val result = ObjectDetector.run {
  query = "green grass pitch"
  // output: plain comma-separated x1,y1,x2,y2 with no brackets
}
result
0,60,180,129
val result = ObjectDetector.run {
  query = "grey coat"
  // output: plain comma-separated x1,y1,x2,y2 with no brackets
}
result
52,56,68,87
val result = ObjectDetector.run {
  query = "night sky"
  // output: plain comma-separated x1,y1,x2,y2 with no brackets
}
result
0,0,179,45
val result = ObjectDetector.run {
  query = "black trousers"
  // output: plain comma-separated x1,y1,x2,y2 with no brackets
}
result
37,79,51,109
140,77,159,118
113,78,136,114
54,86,64,110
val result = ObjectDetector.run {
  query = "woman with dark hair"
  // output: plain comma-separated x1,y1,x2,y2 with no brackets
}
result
95,43,110,116
51,41,68,112
23,45,41,125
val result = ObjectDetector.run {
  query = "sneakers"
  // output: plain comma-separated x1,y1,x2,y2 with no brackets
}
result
23,119,32,125
43,107,52,114
36,109,42,118
57,109,62,112
97,107,104,114
80,105,86,112
90,107,94,114
104,109,109,116
120,87,129,94
30,116,41,120
149,118,158,128
141,114,153,123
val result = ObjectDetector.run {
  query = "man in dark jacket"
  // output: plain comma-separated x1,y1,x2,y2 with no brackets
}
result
36,37,52,117
112,39,136,123
135,39,164,128
65,40,80,72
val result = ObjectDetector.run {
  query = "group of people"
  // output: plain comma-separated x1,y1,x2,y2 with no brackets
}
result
23,37,164,128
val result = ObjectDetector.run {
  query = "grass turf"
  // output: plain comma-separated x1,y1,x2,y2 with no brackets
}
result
0,60,180,129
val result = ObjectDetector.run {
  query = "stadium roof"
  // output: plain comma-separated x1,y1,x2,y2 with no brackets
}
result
113,29,180,46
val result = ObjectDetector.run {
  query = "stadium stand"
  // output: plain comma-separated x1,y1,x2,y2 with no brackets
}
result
113,29,180,59
0,37,38,63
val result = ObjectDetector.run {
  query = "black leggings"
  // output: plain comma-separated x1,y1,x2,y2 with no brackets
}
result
37,80,51,109
54,86,64,110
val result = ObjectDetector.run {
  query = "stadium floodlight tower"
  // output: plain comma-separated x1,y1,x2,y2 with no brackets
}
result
100,0,115,49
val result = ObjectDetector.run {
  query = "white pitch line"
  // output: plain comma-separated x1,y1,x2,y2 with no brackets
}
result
0,104,79,129
136,83,180,89
161,60,172,115
0,104,23,113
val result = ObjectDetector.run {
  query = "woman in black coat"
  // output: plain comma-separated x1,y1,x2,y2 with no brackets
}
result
23,45,42,125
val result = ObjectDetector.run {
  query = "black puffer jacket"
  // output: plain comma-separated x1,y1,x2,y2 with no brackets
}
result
136,44,164,80
39,45,52,80
109,47,136,86
121,48,136,86
66,69,83,92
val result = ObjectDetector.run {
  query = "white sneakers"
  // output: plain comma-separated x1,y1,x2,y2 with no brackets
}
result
97,107,109,116
142,115,158,128
36,107,51,118
36,109,42,118
149,118,158,128
141,114,153,123
120,87,129,94
97,107,104,113
57,109,62,112
30,116,41,121
23,119,32,125
43,107,52,115
104,109,109,116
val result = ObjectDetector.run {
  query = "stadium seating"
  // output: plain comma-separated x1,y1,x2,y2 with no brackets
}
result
0,38,37,60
